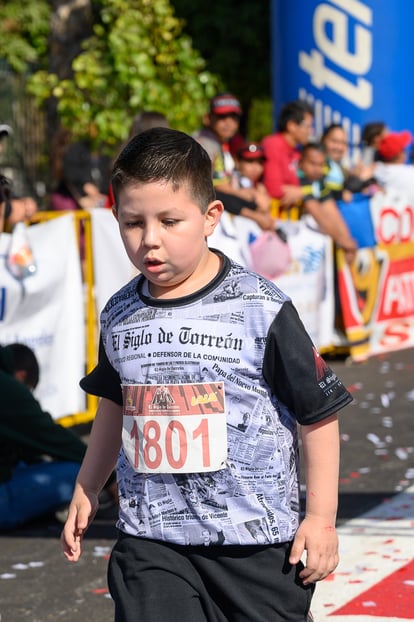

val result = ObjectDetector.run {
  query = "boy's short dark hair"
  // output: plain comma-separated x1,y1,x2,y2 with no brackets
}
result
300,142,326,161
6,342,40,389
277,100,314,132
112,127,216,213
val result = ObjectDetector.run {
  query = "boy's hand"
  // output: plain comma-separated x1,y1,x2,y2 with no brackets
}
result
61,486,99,562
289,515,339,585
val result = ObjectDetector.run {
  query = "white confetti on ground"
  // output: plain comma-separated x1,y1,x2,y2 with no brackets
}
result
11,564,29,570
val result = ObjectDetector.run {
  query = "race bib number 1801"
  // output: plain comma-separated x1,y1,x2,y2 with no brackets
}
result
122,382,227,474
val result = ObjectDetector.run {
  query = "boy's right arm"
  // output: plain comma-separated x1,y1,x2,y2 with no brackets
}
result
61,397,123,562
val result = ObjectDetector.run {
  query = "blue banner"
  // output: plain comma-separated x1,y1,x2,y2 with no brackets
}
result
271,1,414,149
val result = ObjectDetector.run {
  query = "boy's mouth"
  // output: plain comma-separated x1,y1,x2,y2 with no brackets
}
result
144,256,162,265
144,257,164,272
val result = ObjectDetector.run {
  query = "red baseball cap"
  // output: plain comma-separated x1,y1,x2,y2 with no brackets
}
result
210,93,242,116
237,142,266,161
378,130,412,161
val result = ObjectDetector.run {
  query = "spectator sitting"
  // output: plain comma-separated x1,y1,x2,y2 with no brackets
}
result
193,92,242,186
0,173,12,235
193,93,273,229
233,142,274,229
262,100,314,207
321,124,376,202
127,111,169,140
106,110,170,209
235,142,268,190
360,121,388,165
0,342,117,530
298,143,357,264
50,127,109,212
372,131,414,195
0,126,38,226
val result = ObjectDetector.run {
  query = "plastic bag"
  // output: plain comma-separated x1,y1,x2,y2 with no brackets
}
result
249,228,291,280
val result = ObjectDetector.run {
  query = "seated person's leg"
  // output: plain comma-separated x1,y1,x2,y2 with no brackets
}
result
0,461,79,529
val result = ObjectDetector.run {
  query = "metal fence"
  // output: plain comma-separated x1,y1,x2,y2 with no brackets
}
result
0,61,47,202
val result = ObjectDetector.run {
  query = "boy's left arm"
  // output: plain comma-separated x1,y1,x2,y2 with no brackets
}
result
289,414,340,585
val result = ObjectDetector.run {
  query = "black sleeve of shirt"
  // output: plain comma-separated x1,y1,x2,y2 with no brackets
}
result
215,190,257,215
80,335,123,405
262,301,353,425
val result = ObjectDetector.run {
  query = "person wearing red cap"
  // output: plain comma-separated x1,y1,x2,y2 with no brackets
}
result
193,92,243,183
231,141,275,230
372,130,414,195
235,142,267,188
193,94,274,229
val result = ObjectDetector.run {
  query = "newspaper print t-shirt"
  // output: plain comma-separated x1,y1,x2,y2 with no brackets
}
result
93,253,352,546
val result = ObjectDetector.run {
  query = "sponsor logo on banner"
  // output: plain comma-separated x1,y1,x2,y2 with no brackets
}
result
273,0,414,154
299,0,373,109
299,0,373,154
338,190,414,359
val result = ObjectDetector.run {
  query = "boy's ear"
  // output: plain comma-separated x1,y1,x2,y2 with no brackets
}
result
14,369,27,384
204,199,224,238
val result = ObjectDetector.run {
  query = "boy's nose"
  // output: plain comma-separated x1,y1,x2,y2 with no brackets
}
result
141,224,160,247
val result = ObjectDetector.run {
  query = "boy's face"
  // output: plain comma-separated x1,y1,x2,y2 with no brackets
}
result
237,158,265,184
210,113,240,143
299,149,326,181
114,181,223,299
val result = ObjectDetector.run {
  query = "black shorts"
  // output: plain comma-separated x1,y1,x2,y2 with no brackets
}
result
108,531,315,622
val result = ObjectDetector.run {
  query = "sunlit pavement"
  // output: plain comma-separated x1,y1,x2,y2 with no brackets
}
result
310,346,414,622
0,347,413,621
311,484,414,621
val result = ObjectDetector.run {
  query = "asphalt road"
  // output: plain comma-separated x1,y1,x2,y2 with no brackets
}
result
1,346,413,622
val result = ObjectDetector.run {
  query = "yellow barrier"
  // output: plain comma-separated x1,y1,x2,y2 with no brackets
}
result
270,198,302,221
29,205,345,425
30,210,99,427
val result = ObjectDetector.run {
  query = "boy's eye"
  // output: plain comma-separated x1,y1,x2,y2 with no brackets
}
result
124,220,143,228
163,219,178,227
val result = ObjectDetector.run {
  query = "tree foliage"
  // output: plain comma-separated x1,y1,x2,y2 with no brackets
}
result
0,1,50,73
0,0,272,148
27,0,221,147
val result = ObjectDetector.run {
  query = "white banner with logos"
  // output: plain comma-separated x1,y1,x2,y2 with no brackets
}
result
90,209,137,313
0,214,85,418
209,213,334,349
273,218,334,349
338,188,414,360
0,211,335,421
